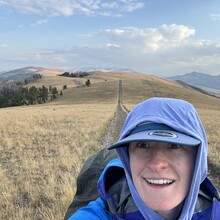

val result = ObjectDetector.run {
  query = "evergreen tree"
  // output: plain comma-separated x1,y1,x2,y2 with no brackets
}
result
51,87,58,99
39,85,49,103
85,79,91,87
28,86,38,104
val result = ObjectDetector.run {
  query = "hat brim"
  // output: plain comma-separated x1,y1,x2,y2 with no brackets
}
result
108,129,201,150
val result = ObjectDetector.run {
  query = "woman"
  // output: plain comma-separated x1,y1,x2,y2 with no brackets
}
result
67,97,220,220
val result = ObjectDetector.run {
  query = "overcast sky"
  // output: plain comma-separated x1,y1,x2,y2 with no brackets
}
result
1,0,220,76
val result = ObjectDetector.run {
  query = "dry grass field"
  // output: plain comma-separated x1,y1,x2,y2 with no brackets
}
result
0,71,220,219
0,103,116,219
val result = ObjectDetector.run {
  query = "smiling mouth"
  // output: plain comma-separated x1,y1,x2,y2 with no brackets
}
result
145,179,175,185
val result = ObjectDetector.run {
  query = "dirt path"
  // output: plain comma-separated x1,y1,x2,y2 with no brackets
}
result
99,80,128,148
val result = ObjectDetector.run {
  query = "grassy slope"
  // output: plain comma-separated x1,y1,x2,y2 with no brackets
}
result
46,71,220,169
20,71,220,188
54,71,220,188
55,70,220,110
1,71,220,219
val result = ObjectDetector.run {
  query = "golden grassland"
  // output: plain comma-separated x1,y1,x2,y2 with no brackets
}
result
1,71,220,219
0,103,116,219
27,75,76,90
198,108,220,185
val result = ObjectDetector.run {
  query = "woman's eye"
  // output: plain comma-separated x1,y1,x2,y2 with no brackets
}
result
170,144,182,149
136,142,149,149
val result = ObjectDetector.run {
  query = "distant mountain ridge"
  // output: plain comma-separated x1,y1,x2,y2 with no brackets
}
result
167,71,220,92
69,67,138,73
0,66,44,82
0,66,65,82
2,67,220,93
0,66,138,83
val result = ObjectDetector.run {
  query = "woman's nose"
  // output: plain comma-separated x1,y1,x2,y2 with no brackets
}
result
147,147,168,171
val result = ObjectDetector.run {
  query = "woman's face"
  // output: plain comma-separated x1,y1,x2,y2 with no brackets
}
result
129,141,197,219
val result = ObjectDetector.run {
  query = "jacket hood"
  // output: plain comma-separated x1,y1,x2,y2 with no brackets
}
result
114,97,208,220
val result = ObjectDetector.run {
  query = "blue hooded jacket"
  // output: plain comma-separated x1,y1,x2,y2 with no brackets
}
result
69,98,220,220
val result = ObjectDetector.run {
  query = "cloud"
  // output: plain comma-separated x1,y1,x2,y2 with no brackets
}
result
53,54,69,63
101,0,144,12
0,0,144,17
37,19,48,25
159,24,195,41
210,14,220,20
1,23,220,75
0,43,8,47
94,24,195,53
18,24,25,28
64,24,219,75
106,43,120,48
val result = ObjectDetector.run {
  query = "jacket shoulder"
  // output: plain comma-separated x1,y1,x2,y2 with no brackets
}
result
193,177,220,220
193,199,220,220
212,199,220,219
68,197,111,220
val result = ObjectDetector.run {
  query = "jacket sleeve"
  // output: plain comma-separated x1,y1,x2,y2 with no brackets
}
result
68,197,111,220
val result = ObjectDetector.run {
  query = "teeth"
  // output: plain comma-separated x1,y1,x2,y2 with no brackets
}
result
146,179,174,185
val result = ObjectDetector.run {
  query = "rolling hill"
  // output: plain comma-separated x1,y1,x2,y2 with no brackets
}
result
167,71,220,92
0,66,65,82
47,70,220,110
1,66,220,108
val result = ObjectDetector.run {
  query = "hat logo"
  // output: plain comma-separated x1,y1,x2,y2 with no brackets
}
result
148,130,177,139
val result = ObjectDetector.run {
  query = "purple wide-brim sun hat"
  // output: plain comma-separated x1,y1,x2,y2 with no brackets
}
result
108,122,201,150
